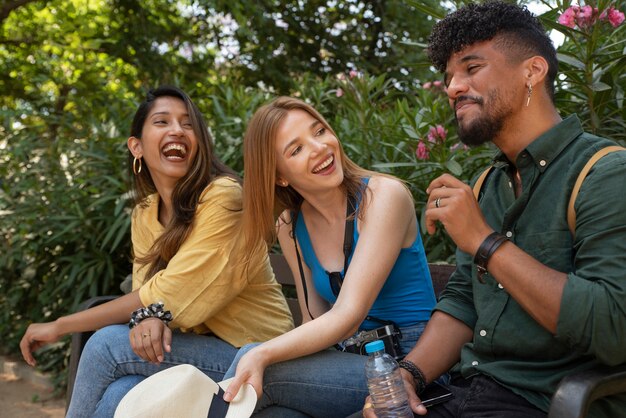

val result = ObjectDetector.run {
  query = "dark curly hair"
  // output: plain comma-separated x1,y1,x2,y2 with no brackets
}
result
427,1,558,102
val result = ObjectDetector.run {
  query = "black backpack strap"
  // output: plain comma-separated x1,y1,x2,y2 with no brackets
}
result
291,209,316,321
291,196,356,321
342,196,356,275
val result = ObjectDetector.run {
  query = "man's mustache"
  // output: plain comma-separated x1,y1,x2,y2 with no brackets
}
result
454,95,484,109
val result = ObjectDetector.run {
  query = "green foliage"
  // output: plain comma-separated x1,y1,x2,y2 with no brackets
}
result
539,1,626,142
0,96,133,379
0,0,624,392
214,0,446,92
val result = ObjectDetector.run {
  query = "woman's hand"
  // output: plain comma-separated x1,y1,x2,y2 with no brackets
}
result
19,321,62,366
129,317,172,364
223,347,267,402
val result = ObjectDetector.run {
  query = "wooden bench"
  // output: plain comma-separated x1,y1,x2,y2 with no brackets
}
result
66,254,626,417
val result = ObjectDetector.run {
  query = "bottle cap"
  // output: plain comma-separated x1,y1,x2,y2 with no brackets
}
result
365,340,385,354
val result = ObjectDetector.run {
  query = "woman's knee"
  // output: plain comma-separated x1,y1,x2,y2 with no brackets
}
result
238,342,262,356
82,324,131,359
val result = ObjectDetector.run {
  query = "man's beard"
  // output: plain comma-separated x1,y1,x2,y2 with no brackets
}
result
455,90,510,147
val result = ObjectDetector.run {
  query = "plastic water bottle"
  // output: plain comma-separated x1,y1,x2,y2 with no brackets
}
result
364,340,412,417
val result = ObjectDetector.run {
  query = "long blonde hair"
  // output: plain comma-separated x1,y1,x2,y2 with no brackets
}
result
242,96,380,253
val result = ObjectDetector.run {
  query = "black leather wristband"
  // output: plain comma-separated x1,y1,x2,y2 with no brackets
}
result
398,359,427,394
473,232,507,283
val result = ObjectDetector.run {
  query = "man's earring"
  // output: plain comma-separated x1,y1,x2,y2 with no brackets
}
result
526,83,533,107
133,157,142,175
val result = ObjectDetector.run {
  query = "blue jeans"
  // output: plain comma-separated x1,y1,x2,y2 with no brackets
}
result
346,374,546,418
66,324,238,418
224,322,428,418
421,374,546,418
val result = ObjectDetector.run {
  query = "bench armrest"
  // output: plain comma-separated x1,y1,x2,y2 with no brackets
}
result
548,364,626,418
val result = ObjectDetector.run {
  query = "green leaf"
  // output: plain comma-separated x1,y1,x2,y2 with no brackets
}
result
445,160,463,176
404,0,446,20
82,39,103,50
557,53,585,70
591,82,612,92
414,112,424,127
402,125,421,140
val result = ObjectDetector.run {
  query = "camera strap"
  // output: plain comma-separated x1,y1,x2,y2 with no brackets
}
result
291,195,355,321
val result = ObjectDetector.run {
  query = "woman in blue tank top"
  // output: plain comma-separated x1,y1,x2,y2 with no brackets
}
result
223,97,437,417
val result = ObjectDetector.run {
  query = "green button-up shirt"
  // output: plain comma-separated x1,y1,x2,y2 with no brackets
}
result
436,115,626,416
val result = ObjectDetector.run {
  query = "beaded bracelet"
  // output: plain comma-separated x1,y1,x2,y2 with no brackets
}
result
128,302,173,329
398,359,427,394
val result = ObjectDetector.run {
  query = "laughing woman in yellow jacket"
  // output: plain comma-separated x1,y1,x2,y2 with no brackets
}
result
19,86,293,418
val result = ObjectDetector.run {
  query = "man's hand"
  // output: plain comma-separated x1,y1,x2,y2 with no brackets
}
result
129,317,172,363
362,369,428,416
426,173,492,255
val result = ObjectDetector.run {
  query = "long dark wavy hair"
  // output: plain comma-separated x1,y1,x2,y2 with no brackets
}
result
128,86,239,281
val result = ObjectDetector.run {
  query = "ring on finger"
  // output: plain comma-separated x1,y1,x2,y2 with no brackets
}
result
435,197,442,208
363,402,373,410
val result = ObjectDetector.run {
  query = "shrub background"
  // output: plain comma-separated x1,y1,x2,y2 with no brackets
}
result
1,0,624,389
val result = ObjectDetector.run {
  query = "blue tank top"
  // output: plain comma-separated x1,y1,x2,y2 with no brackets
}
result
295,178,436,330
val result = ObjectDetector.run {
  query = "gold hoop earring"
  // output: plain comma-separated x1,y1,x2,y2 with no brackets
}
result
526,83,533,107
133,157,142,175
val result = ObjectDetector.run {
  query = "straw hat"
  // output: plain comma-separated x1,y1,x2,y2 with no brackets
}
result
114,364,257,418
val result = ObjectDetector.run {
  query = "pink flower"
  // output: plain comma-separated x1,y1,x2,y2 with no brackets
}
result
415,141,429,160
336,88,344,98
422,81,432,89
450,142,469,152
558,6,577,28
349,70,358,79
558,5,605,29
427,125,447,143
577,5,596,28
433,80,442,88
606,7,625,27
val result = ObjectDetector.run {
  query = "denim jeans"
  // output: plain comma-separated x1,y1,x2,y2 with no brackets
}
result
66,324,238,418
418,374,546,418
344,373,547,418
224,322,428,418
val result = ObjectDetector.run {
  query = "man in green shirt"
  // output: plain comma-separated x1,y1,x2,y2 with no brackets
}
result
360,2,626,417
